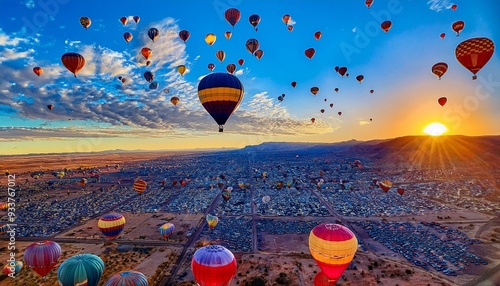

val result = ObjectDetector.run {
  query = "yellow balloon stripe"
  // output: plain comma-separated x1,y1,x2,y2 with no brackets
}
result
98,217,126,228
309,235,358,264
198,87,243,105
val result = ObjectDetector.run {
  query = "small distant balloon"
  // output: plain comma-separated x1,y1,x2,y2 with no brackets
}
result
452,20,465,36
305,48,315,59
310,87,319,95
254,49,264,60
334,88,339,92
133,16,140,23
282,14,291,25
338,67,347,77
238,59,244,66
47,104,54,110
245,38,260,54
287,25,294,32
216,50,226,62
205,33,216,45
432,62,448,79
338,111,342,116
440,33,446,39
320,109,325,113
148,28,159,42
226,63,236,74
370,89,374,94
314,31,322,40
438,97,447,106
249,14,261,31
33,67,43,76
356,75,364,83
119,17,128,25
123,32,133,43
141,47,152,60
80,17,91,29
144,71,154,83
224,31,232,39
225,8,241,27
291,81,297,88
451,4,457,10
170,96,180,106
208,63,215,71
149,81,159,90
179,30,190,42
311,118,315,123
366,0,374,9
177,65,187,76
381,20,392,33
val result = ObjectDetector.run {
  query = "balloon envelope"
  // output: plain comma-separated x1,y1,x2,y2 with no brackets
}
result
225,8,241,27
309,224,358,282
179,30,190,42
455,37,494,79
381,20,392,33
191,245,237,286
206,214,219,229
134,179,147,193
23,241,62,277
205,33,216,45
197,73,244,132
61,53,85,77
438,97,447,106
98,213,126,240
432,62,448,79
58,254,104,286
105,270,148,286
159,223,175,238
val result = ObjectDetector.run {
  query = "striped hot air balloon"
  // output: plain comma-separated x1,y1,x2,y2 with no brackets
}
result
309,224,358,284
61,52,85,77
159,223,175,239
197,73,244,132
0,202,8,211
455,37,494,80
133,179,147,194
98,213,126,240
57,254,104,286
23,241,62,278
191,245,237,286
3,261,23,276
105,270,148,286
206,214,219,230
0,224,9,234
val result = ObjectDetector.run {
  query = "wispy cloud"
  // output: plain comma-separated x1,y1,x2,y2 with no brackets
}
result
23,0,35,9
427,0,454,12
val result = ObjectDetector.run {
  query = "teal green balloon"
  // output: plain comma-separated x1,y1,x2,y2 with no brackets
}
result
57,254,104,286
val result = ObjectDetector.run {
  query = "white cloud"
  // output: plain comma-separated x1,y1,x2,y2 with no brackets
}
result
359,120,371,126
0,48,34,64
0,32,28,46
23,0,35,9
427,0,453,12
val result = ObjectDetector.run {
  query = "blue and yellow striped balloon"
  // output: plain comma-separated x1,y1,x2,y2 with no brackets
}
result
98,213,126,240
197,73,244,132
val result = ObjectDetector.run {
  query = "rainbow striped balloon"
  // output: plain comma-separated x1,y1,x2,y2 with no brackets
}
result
159,223,175,239
309,224,358,283
3,261,23,275
191,245,237,286
206,214,219,230
133,179,147,194
105,270,148,286
98,213,126,240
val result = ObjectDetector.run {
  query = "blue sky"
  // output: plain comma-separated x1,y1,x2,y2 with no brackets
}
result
0,0,499,154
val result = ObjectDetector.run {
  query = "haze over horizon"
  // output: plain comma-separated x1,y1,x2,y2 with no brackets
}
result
1,0,499,155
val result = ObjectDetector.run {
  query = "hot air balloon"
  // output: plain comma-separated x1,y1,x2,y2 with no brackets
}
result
291,81,297,88
159,223,175,239
208,63,215,71
254,49,264,60
287,25,294,32
224,31,232,39
305,48,315,59
238,59,244,66
33,67,43,76
98,213,125,240
205,33,216,46
334,88,339,92
144,71,154,83
311,118,315,123
226,63,236,74
191,245,237,286
366,0,374,8
262,195,270,204
170,96,180,106
440,33,446,39
3,261,22,276
78,178,87,187
314,31,322,40
146,60,151,66
438,97,447,106
105,271,148,286
451,4,457,11
47,104,54,110
338,67,347,77
225,8,241,27
57,254,104,286
197,73,244,132
133,16,140,24
356,75,364,83
309,224,358,283
148,28,159,42
245,38,260,54
334,66,339,72
329,103,334,108
141,47,152,60
432,62,448,79
378,180,392,192
452,21,464,36
282,14,291,25
133,179,147,194
179,30,190,42
206,214,218,230
222,189,231,201
177,65,187,76
338,112,342,116
80,17,91,29
455,37,494,80
61,52,85,77
381,20,392,33
397,187,405,196
24,241,62,278
370,89,374,94
0,224,9,234
249,14,260,31
320,109,325,113
123,32,133,43
119,17,128,25
216,50,226,62
0,202,8,211
278,94,285,102
310,87,319,95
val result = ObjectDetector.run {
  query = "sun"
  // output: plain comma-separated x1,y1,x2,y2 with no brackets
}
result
423,122,448,136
